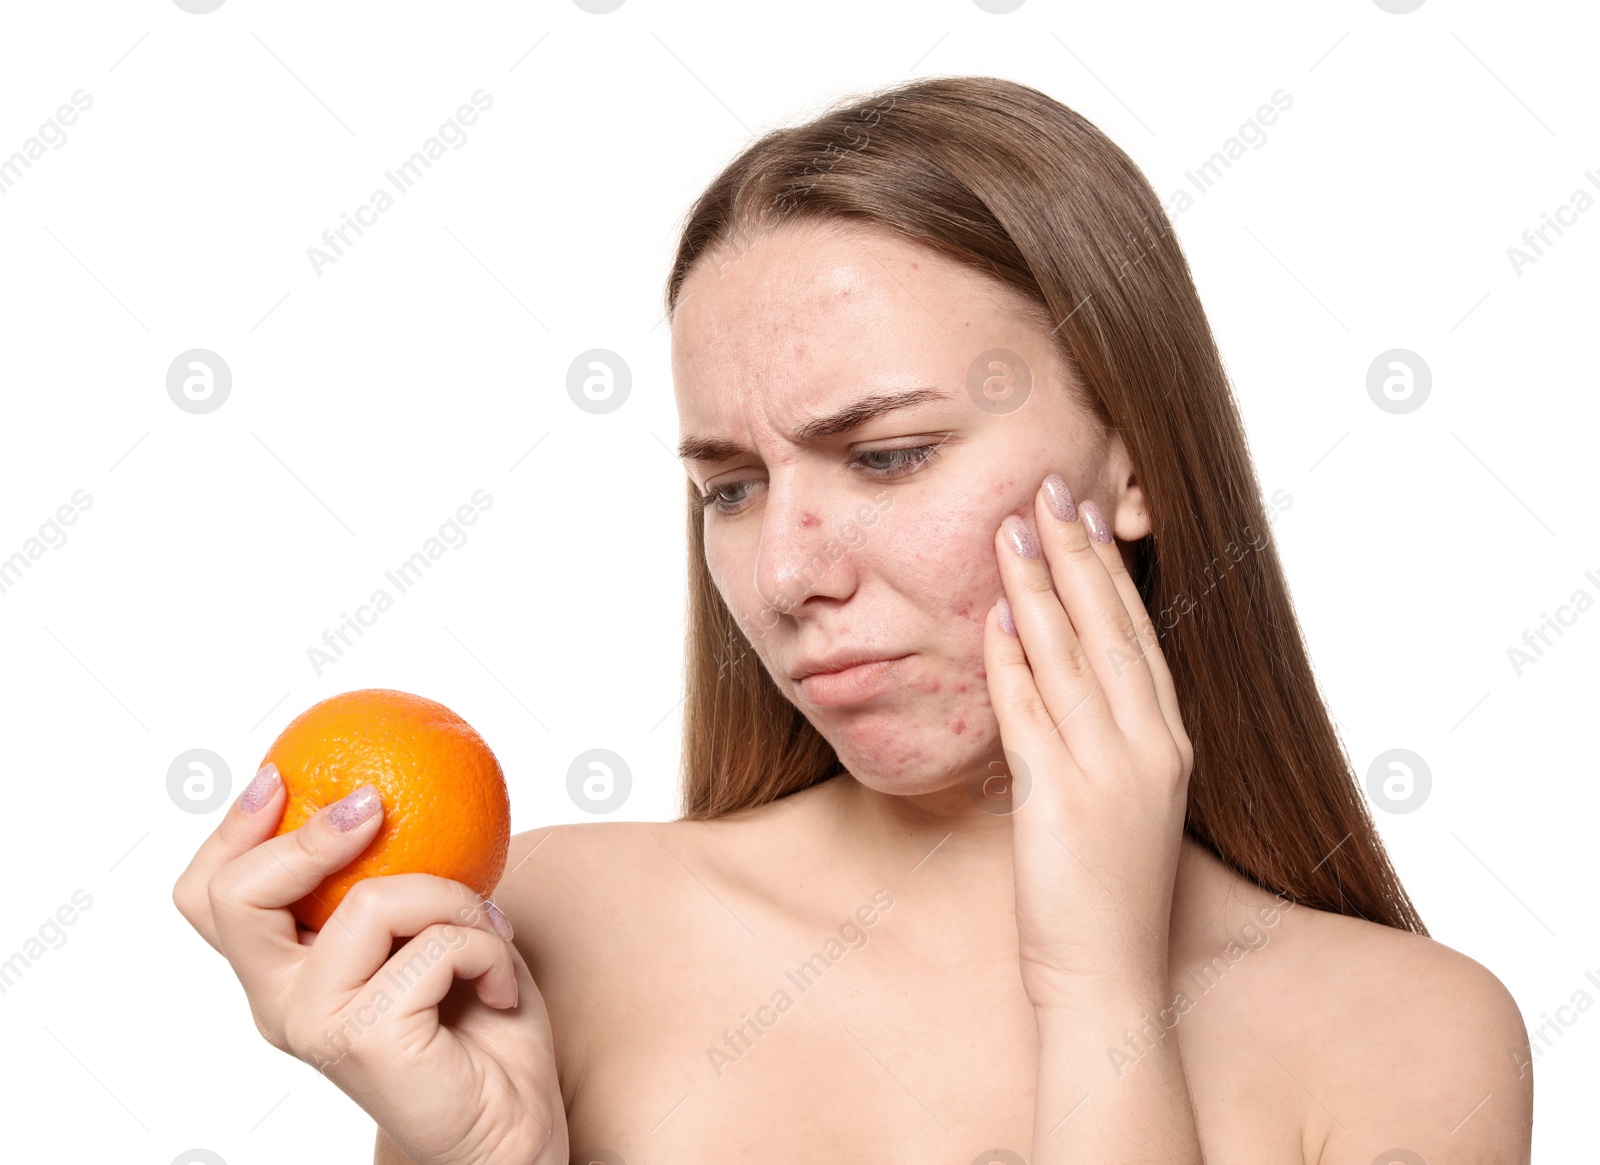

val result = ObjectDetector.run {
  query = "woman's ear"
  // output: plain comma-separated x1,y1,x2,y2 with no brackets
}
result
1105,432,1152,542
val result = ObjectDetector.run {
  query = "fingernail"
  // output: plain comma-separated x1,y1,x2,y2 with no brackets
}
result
1081,499,1112,543
996,596,1017,637
1001,514,1039,559
484,901,514,943
329,784,382,832
1041,473,1076,522
238,762,281,814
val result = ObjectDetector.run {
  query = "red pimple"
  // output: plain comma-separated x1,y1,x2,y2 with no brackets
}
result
950,718,966,735
955,681,969,695
799,512,820,529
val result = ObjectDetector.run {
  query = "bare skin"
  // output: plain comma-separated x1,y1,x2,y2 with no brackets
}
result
486,780,1531,1163
481,221,1531,1162
358,219,1530,1161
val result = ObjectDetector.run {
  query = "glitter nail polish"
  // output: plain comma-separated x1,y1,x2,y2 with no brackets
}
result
1042,473,1077,522
329,784,382,832
484,901,514,942
238,762,280,814
1081,499,1112,543
997,596,1018,637
1002,514,1040,559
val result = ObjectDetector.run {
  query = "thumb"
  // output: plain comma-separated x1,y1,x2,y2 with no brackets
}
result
171,761,291,951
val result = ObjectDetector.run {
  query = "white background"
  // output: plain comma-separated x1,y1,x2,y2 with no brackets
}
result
0,1,1594,1161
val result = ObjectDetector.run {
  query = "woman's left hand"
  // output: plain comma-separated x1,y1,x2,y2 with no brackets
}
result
983,472,1194,1011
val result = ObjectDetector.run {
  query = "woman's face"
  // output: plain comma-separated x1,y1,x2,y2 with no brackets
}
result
671,220,1146,799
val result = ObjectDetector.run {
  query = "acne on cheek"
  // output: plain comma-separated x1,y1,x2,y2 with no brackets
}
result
941,661,993,740
940,668,979,732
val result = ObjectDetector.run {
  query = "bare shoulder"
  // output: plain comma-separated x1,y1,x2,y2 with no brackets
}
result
491,783,826,956
485,788,827,1101
1257,900,1533,1164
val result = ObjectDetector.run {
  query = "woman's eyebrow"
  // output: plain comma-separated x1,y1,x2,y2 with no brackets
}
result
677,387,953,464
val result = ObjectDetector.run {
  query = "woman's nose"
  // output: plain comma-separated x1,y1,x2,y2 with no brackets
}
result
751,474,858,615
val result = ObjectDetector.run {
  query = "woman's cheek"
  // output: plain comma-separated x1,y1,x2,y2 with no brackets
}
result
890,491,1013,623
705,552,767,645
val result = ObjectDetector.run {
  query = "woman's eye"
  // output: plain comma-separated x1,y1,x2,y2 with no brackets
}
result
700,480,757,514
700,442,943,517
852,444,940,477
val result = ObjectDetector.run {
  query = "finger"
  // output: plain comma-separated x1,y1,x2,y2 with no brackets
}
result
1076,504,1188,766
171,761,290,952
379,922,518,1021
294,924,518,1075
301,874,515,1002
995,510,1118,751
982,597,1081,816
208,783,386,1000
1031,477,1166,740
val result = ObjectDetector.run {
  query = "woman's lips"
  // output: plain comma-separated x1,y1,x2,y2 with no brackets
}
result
797,656,910,707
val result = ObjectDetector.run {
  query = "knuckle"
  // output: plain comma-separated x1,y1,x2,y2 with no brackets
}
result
399,922,443,959
426,919,475,952
1000,688,1050,723
1054,640,1096,683
1019,568,1058,597
335,876,384,922
204,863,241,915
1150,739,1187,791
291,820,339,866
1104,611,1138,643
1056,533,1101,563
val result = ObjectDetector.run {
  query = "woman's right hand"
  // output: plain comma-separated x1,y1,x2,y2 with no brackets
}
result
172,763,567,1165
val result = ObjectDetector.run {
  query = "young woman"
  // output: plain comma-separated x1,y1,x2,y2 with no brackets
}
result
174,76,1534,1164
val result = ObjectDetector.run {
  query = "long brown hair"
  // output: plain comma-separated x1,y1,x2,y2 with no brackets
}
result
662,75,1426,935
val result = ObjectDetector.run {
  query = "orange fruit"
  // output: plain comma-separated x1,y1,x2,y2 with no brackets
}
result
262,688,510,931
